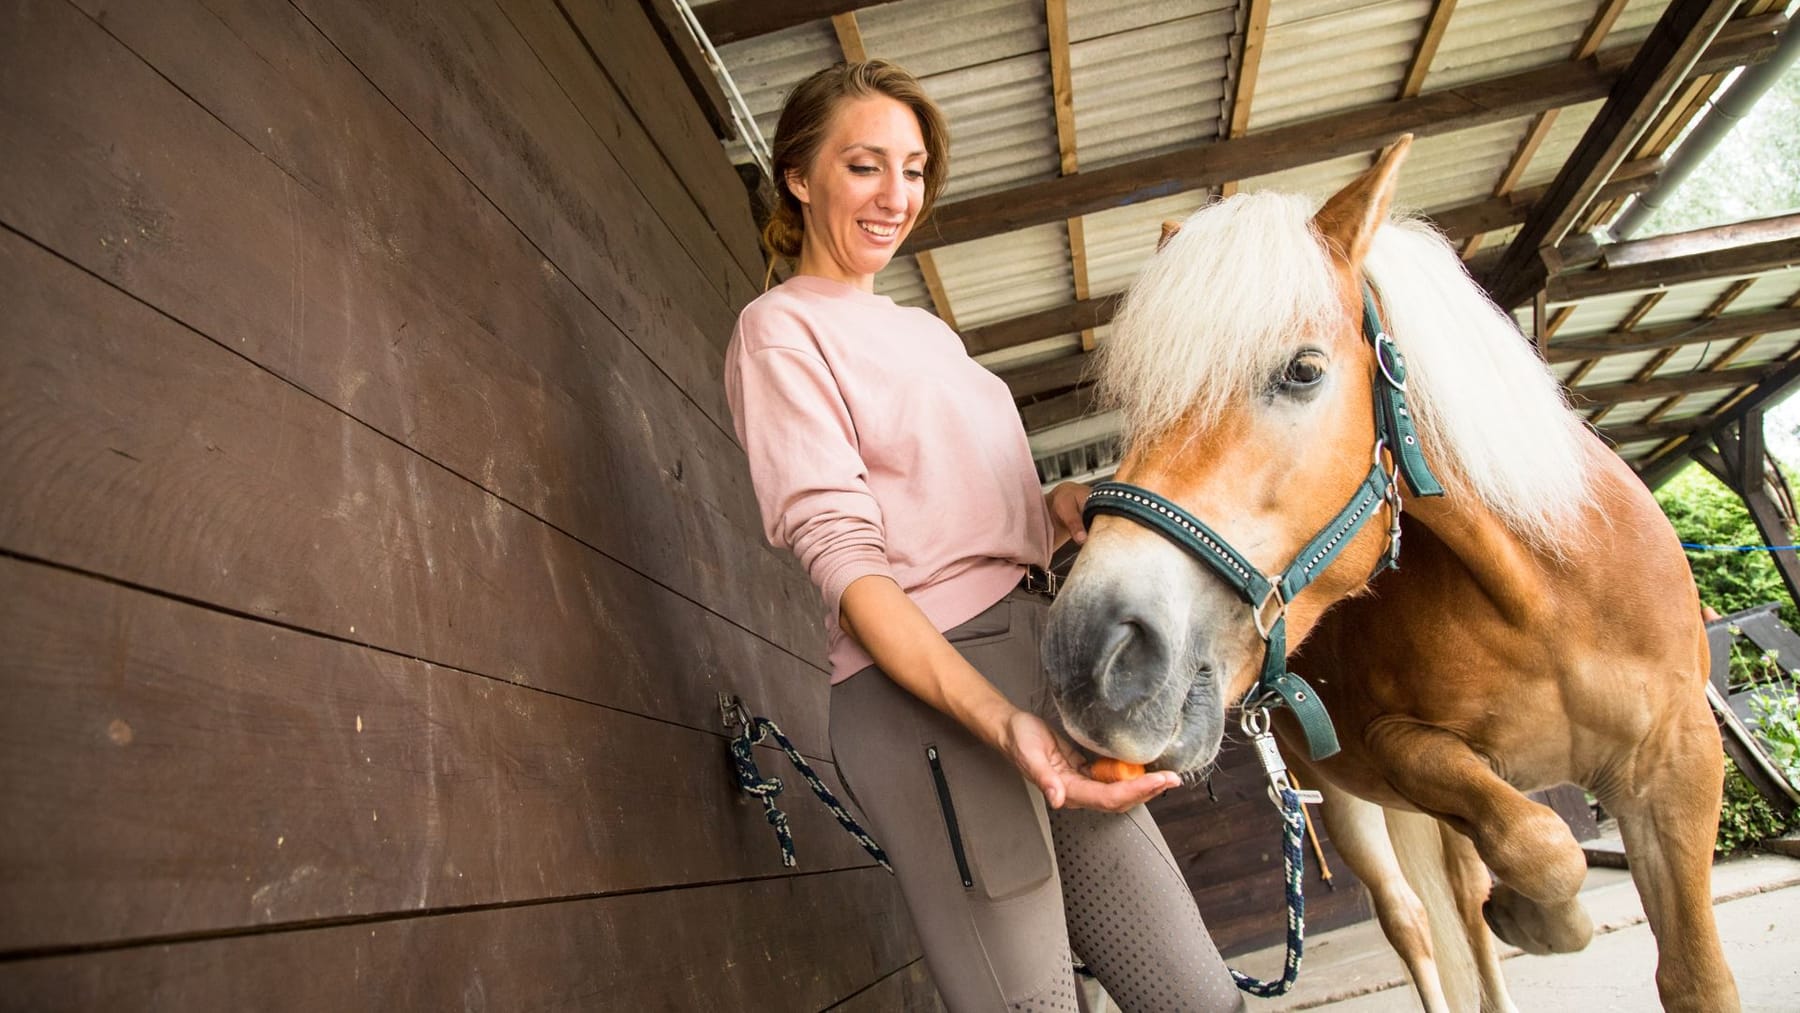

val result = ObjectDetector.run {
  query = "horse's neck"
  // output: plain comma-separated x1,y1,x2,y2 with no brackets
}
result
1398,491,1552,625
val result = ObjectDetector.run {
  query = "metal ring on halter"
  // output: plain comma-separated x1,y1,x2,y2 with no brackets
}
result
1375,334,1407,391
1253,584,1287,640
1240,704,1273,737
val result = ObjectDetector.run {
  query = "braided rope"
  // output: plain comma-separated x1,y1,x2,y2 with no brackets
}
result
727,712,891,872
1227,787,1308,997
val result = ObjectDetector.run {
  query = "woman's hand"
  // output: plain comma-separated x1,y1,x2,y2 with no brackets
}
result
1045,481,1092,549
1001,710,1182,812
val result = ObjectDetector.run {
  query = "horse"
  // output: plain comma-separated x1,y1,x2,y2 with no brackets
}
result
1041,136,1739,1012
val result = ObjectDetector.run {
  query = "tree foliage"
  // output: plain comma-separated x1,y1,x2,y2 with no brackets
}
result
1653,464,1797,626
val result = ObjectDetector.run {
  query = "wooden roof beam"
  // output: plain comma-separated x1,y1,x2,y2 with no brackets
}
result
900,11,1784,255
1636,350,1800,486
1045,0,1094,351
1572,360,1783,406
1545,305,1800,364
696,0,895,46
1399,0,1457,100
1548,231,1800,302
1481,0,1743,309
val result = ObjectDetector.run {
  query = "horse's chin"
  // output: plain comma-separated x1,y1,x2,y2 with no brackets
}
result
1055,678,1228,775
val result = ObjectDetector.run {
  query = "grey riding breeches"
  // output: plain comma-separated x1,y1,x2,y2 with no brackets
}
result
829,589,1245,1013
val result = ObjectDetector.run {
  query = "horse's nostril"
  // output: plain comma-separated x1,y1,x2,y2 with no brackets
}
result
1094,618,1165,710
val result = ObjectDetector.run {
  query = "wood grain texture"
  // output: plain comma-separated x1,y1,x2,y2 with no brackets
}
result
0,866,918,1011
504,0,765,285
6,0,823,658
1548,235,1800,301
0,557,877,953
0,227,830,761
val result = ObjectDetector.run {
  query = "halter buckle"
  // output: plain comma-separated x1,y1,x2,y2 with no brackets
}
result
1253,584,1287,641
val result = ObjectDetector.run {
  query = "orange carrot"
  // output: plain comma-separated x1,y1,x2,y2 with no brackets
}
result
1089,757,1147,783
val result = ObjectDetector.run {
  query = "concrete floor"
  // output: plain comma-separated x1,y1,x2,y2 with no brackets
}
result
1227,849,1800,1012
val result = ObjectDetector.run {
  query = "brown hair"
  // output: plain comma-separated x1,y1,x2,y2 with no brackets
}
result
760,60,950,265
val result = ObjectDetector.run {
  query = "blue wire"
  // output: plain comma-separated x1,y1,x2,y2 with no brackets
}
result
1681,542,1800,553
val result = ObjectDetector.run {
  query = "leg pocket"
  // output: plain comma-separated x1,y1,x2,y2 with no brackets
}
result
925,734,1056,902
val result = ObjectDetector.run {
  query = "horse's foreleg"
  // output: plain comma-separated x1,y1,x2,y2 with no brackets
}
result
1601,700,1741,1013
1364,718,1592,951
1314,781,1451,1013
1437,822,1518,1013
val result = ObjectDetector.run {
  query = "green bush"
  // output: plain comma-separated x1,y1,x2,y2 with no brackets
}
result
1748,683,1800,787
1653,464,1798,628
1716,757,1794,855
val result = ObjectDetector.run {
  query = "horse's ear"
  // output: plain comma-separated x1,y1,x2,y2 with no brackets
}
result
1313,134,1412,268
1157,220,1182,253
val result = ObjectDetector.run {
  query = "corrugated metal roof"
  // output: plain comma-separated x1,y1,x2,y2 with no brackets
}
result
1249,0,1432,130
929,221,1074,327
1425,0,1601,90
1067,3,1237,170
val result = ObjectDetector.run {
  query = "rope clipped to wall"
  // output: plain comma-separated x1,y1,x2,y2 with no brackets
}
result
720,694,890,872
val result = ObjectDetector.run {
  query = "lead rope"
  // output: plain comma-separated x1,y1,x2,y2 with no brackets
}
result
720,694,891,872
1225,705,1319,997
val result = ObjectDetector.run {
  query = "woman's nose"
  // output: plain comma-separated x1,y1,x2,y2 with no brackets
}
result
877,170,905,210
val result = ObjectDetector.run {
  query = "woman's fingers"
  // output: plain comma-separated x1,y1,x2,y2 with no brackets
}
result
1061,770,1182,812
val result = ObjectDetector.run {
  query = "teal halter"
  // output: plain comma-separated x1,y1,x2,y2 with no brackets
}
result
1082,285,1443,761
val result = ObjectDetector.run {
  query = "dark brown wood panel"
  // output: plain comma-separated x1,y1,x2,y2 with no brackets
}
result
0,229,831,759
3,1,823,657
498,0,766,284
0,867,918,1011
0,557,877,953
70,0,743,420
302,0,751,343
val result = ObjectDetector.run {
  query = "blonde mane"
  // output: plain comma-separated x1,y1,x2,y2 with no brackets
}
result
1098,191,1593,549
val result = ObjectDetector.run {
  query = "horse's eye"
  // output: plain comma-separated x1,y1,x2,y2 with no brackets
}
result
1282,351,1327,389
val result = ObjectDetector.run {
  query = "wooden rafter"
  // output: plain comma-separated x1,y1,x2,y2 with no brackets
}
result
1549,232,1800,302
831,12,868,62
1228,0,1271,139
1481,0,1742,308
915,252,957,330
1617,281,1783,432
1573,360,1780,406
898,12,1783,256
1638,347,1800,485
1544,304,1800,363
1575,291,1664,424
1045,0,1094,352
696,0,894,46
1400,0,1457,100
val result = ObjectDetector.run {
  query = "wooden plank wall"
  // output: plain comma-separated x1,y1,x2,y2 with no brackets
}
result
0,0,937,1007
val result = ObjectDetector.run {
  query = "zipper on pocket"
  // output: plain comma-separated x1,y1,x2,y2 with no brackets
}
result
926,745,974,888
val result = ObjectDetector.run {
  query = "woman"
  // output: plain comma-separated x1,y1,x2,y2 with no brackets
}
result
724,60,1243,1013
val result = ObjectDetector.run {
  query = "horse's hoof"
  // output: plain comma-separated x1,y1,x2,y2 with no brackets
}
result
1483,884,1593,955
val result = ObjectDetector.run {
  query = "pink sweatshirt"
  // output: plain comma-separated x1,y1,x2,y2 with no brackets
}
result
725,274,1054,682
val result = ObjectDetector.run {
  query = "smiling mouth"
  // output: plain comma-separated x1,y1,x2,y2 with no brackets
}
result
859,220,900,238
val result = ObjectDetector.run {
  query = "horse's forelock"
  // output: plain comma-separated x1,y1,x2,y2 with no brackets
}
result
1098,192,1343,445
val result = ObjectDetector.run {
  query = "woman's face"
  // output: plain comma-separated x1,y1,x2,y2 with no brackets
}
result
787,94,929,289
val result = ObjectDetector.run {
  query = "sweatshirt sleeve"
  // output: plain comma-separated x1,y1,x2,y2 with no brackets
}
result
726,338,895,620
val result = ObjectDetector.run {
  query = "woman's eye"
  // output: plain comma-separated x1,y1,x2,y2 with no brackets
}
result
904,169,925,181
1282,352,1326,389
848,164,879,175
